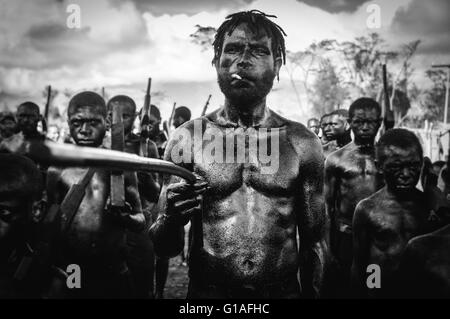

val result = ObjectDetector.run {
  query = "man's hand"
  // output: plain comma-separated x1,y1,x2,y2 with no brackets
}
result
165,176,208,226
106,198,144,231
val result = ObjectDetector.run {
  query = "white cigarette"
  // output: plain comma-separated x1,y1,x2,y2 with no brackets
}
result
231,74,242,80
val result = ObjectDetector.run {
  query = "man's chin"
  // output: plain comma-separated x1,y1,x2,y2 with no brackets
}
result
76,140,98,147
394,185,416,193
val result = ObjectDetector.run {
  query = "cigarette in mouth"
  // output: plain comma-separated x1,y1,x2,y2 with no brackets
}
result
231,74,242,80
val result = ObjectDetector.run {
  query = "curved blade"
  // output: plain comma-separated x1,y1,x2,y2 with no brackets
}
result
26,140,196,183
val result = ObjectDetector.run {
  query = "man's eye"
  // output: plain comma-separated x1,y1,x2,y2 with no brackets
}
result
71,121,81,127
253,48,268,55
225,46,238,54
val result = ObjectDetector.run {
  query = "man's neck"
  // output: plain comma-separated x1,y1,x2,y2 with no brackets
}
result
23,130,40,139
386,186,418,202
337,132,352,148
354,137,375,148
223,98,268,128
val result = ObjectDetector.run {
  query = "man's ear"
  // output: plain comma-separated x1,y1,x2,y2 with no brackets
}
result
105,113,111,130
347,118,352,126
344,118,350,130
274,57,282,81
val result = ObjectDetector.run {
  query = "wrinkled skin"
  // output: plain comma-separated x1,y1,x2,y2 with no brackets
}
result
351,145,432,298
151,23,328,298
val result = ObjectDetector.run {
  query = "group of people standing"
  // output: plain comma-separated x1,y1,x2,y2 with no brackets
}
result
0,10,449,299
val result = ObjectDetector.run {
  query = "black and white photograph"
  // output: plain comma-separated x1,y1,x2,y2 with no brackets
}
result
0,0,449,304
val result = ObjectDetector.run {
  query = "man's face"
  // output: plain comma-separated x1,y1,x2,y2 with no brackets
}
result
0,117,17,138
380,145,422,193
148,114,160,138
349,108,381,143
330,114,347,137
321,116,334,140
68,106,107,147
215,23,281,107
307,119,320,135
111,102,135,135
0,198,28,248
173,115,188,129
16,106,39,135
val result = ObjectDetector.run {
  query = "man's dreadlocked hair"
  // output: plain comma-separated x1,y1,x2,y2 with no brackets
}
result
212,10,287,65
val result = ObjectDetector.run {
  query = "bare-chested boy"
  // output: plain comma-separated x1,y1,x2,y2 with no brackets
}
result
324,98,384,295
351,129,435,298
46,91,145,298
0,154,57,298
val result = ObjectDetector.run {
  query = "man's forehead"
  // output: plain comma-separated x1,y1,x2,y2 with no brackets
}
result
224,23,271,44
384,145,421,158
353,108,379,117
119,102,135,114
69,106,104,118
17,106,39,114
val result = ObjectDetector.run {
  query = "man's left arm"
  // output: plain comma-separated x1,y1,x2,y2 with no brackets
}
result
297,136,328,298
122,171,146,232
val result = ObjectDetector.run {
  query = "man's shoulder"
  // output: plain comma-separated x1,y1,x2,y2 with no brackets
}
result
406,224,450,256
356,189,384,213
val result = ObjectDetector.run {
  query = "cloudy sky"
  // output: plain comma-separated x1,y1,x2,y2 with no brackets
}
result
0,0,449,123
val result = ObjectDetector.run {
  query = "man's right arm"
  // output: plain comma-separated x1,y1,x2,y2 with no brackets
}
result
350,200,371,297
149,125,207,258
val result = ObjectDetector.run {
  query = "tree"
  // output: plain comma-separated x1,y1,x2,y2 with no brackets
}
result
190,25,216,51
422,69,447,123
309,59,348,116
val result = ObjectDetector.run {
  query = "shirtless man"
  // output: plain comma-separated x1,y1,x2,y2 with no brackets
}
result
351,129,439,298
326,109,351,148
107,95,160,298
46,91,145,298
0,154,53,298
324,98,384,296
320,113,337,158
307,118,320,136
0,103,46,154
16,102,46,142
151,10,327,298
396,223,450,298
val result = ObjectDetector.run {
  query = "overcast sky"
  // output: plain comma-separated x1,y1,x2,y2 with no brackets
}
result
0,0,449,122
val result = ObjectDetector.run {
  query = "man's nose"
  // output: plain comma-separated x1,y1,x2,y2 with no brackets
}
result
399,167,413,178
361,122,370,130
237,48,253,69
80,123,90,134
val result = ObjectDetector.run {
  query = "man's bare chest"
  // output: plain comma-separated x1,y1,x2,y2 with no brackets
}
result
338,153,378,181
193,130,301,198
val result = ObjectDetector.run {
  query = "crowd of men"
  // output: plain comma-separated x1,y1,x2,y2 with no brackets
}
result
0,10,449,299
